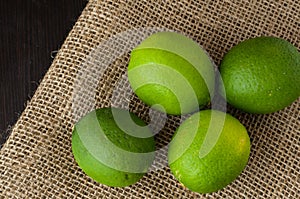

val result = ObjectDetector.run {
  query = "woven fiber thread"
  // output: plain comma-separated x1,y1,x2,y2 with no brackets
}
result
0,0,299,198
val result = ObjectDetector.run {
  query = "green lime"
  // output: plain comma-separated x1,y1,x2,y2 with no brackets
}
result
220,36,300,114
128,31,215,115
168,110,250,194
72,107,155,187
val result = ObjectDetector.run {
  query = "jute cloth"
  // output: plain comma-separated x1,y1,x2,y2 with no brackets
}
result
1,0,299,198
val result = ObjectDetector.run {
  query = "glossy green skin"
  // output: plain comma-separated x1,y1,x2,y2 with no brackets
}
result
220,36,300,114
72,107,155,187
168,110,250,194
128,31,215,115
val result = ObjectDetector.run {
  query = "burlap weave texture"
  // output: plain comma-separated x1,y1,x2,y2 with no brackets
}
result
0,0,299,198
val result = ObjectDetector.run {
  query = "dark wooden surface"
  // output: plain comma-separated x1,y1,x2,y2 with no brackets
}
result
0,0,88,147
